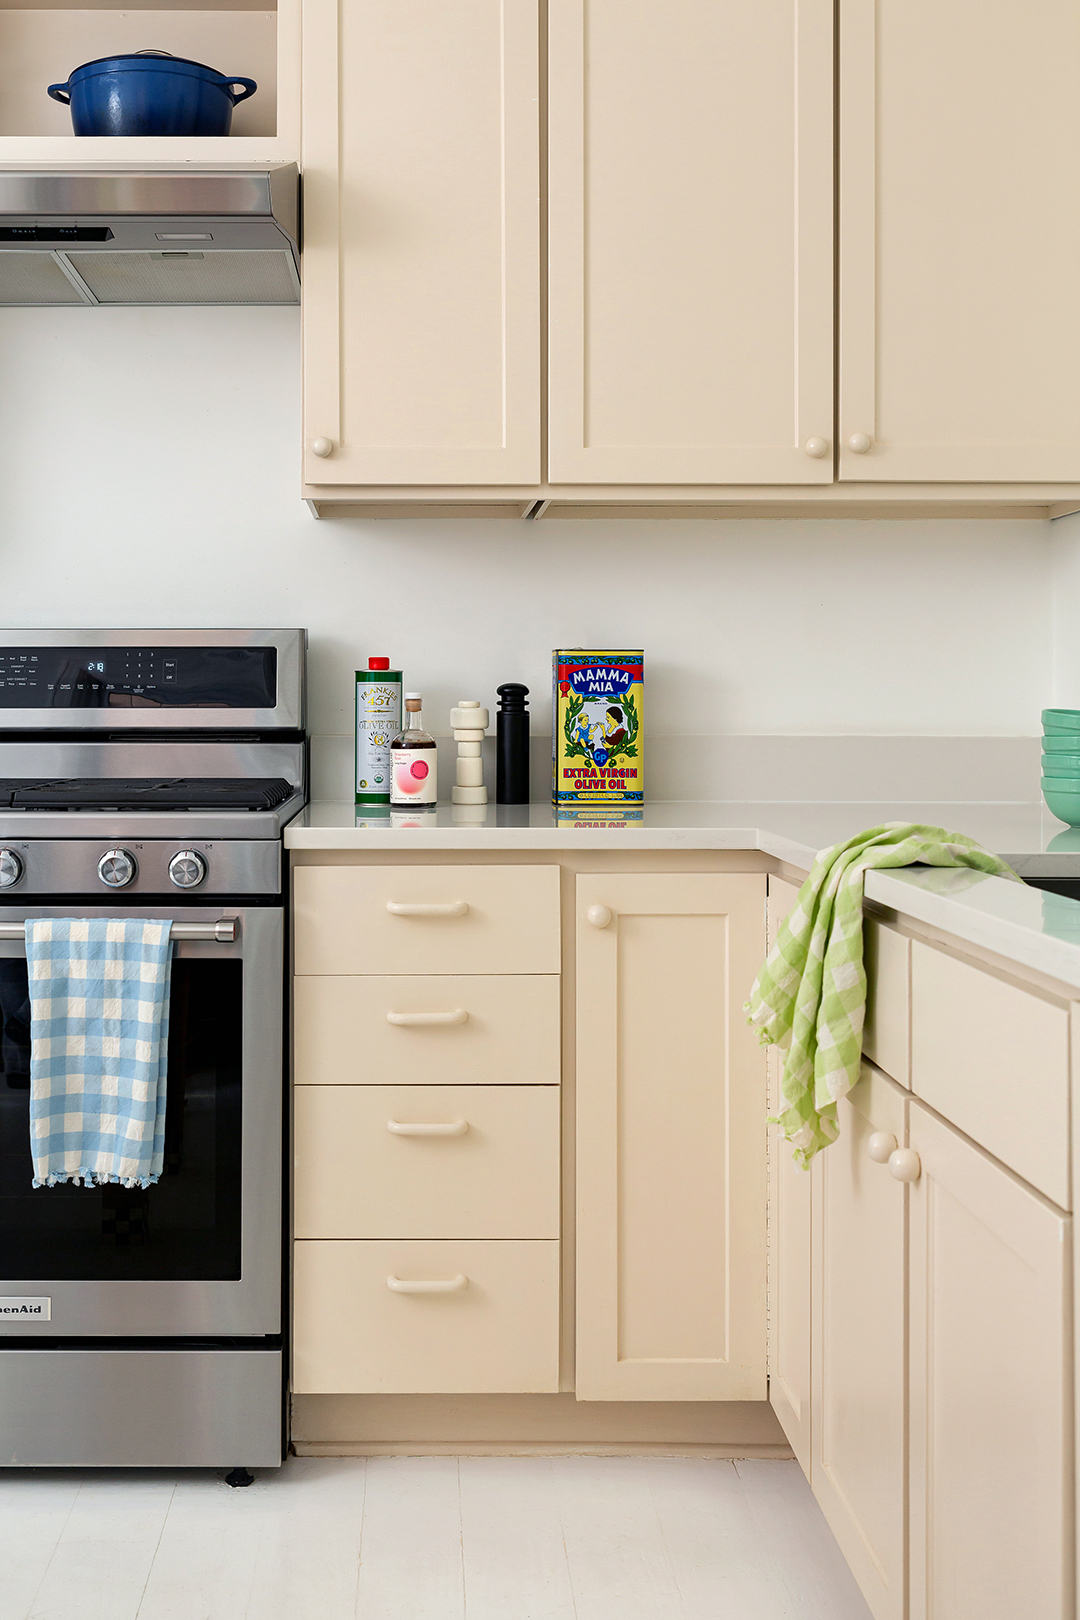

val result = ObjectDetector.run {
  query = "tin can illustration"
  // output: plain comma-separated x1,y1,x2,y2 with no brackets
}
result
552,649,643,804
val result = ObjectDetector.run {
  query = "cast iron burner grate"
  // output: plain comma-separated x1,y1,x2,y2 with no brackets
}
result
0,777,294,811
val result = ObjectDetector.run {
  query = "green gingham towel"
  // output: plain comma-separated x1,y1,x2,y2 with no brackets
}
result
746,823,1020,1167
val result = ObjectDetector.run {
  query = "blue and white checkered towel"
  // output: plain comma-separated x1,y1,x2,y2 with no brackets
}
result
25,918,173,1189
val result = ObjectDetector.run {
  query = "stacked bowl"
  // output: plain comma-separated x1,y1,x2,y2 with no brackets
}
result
1042,710,1080,824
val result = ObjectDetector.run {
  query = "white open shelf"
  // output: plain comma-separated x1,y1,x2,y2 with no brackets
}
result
0,0,297,163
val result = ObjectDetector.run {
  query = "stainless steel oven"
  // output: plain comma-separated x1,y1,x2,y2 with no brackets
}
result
0,629,305,1473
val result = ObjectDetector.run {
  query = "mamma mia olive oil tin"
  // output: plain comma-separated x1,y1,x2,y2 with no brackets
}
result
553,650,643,804
355,659,402,804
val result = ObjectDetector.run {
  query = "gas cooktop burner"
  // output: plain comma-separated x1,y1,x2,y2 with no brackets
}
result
0,777,295,811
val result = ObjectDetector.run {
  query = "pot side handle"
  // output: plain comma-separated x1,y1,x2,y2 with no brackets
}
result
47,82,71,103
223,77,258,104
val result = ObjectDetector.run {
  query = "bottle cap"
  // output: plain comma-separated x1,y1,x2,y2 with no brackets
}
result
368,657,390,670
405,691,422,700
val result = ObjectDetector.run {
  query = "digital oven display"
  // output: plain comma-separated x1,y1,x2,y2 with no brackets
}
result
0,647,277,710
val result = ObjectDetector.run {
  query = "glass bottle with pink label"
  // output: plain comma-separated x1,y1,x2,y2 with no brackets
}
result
389,692,438,807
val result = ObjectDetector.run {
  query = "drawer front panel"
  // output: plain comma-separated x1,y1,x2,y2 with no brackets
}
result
294,865,560,975
294,974,560,1086
294,1085,561,1239
292,1239,560,1393
910,940,1069,1206
862,917,910,1086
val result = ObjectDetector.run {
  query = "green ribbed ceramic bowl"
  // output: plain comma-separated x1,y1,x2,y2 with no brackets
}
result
1043,708,1080,732
1042,733,1080,752
1042,756,1080,775
1043,783,1080,824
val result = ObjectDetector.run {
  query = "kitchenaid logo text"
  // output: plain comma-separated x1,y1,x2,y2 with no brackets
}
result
0,1297,51,1318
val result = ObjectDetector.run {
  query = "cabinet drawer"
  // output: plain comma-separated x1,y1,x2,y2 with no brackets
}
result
293,974,560,1087
292,1239,560,1393
294,865,560,975
862,917,910,1085
910,941,1069,1206
294,1085,560,1239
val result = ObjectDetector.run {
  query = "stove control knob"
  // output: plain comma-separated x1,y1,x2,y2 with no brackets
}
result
0,848,23,889
98,848,137,889
169,850,207,890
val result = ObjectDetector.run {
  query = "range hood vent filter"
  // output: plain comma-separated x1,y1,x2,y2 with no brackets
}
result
70,247,298,305
0,251,84,305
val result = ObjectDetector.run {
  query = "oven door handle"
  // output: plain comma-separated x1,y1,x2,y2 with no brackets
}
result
0,919,237,943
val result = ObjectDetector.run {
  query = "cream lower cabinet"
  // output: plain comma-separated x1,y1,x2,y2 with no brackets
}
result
812,1065,907,1620
908,1104,1070,1620
766,877,812,1470
574,872,767,1400
767,892,1076,1620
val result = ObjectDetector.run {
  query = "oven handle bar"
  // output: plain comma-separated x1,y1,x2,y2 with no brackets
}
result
0,919,237,943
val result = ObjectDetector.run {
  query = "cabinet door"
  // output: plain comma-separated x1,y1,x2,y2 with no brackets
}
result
547,0,834,486
908,1103,1071,1620
839,0,1080,482
302,0,540,486
766,876,812,1472
812,1065,907,1620
575,872,766,1400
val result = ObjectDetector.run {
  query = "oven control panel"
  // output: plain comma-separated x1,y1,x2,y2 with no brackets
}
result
0,841,279,896
0,645,277,710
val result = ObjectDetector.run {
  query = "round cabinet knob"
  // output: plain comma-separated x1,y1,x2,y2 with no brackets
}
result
0,848,23,889
888,1147,922,1183
847,432,872,454
168,850,207,890
98,848,137,889
311,437,334,458
804,437,830,459
587,904,613,929
867,1131,898,1164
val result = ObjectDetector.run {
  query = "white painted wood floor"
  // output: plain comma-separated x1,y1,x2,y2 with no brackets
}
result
0,1455,873,1620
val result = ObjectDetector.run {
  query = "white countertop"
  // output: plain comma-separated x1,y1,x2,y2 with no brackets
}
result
286,798,1080,993
286,798,1079,871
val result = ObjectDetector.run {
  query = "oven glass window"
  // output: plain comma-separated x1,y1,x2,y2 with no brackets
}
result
0,960,242,1281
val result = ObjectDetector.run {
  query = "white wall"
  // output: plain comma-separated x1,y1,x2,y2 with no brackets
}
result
0,306,1055,794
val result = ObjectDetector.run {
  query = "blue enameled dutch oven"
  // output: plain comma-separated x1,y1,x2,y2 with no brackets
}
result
47,49,257,137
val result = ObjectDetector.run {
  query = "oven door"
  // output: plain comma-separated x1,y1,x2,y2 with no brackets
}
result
0,904,281,1337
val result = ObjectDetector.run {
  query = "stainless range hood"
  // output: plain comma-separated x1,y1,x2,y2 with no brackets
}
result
0,164,299,306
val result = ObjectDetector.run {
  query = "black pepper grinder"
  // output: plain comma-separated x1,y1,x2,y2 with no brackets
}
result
496,683,530,803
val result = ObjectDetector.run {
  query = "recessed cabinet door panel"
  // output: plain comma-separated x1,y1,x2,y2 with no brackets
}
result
548,0,834,485
302,0,540,485
766,876,811,1471
575,873,767,1400
812,1065,907,1620
908,1104,1070,1620
839,0,1080,482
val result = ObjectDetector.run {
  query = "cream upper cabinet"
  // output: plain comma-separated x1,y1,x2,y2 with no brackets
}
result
547,0,835,486
766,877,812,1471
812,1066,907,1620
574,872,767,1400
301,0,541,487
838,0,1080,484
908,1103,1071,1620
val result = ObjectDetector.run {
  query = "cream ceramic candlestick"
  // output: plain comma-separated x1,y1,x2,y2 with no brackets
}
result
450,700,489,805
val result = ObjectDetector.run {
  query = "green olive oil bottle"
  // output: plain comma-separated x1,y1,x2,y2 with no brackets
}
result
355,658,402,804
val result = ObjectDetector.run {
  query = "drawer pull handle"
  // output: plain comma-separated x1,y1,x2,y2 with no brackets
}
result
386,1008,468,1027
386,900,469,918
387,1273,469,1293
387,1119,469,1137
867,1131,897,1164
888,1147,922,1183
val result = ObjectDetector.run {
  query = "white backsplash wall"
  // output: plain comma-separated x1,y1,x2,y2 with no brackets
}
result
0,306,1056,798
